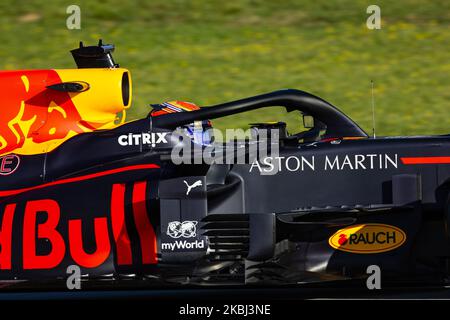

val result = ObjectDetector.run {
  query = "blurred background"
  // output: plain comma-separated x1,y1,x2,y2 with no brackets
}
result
0,0,448,136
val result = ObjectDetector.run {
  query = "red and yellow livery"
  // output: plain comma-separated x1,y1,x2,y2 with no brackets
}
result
0,68,131,156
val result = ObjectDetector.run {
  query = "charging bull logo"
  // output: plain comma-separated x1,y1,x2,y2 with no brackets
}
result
0,70,86,155
329,224,406,254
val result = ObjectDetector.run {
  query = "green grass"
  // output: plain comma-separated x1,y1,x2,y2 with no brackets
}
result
0,0,448,136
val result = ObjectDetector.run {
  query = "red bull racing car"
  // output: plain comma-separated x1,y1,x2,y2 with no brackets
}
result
0,41,450,294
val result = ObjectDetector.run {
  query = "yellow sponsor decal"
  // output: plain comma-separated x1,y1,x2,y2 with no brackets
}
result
328,224,406,254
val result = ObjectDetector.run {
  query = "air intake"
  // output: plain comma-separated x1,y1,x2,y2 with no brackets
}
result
202,214,250,261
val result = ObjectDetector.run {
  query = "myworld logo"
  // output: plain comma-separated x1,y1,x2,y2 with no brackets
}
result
163,220,204,251
166,220,198,238
161,240,205,251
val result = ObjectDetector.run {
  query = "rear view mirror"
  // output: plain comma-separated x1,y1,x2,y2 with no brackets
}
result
303,115,314,128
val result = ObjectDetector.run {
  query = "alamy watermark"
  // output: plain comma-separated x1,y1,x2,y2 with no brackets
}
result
366,264,381,289
170,128,281,175
66,5,81,30
66,264,81,290
366,5,381,30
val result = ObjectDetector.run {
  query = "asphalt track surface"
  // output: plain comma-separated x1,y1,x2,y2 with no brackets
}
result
2,285,450,300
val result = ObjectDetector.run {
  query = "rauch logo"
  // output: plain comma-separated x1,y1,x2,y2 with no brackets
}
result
328,224,406,254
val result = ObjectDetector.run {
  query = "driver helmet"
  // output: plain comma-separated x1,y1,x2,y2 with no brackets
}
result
151,100,213,146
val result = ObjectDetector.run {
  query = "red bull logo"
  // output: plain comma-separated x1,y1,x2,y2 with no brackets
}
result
0,70,85,155
0,181,158,270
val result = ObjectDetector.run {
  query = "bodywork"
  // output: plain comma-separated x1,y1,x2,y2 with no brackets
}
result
0,42,449,290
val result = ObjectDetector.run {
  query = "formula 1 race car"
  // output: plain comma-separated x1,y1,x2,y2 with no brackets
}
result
0,41,449,293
